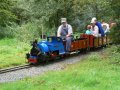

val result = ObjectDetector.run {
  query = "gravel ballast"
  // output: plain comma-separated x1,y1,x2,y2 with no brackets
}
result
0,50,103,83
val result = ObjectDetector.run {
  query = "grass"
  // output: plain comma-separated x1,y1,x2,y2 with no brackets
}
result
0,46,120,90
0,38,31,68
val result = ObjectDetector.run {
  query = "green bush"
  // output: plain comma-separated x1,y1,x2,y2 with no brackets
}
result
0,26,14,39
13,22,41,42
0,22,41,42
110,20,120,44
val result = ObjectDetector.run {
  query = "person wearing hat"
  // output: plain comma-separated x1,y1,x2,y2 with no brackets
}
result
91,21,99,37
57,18,73,52
91,17,105,37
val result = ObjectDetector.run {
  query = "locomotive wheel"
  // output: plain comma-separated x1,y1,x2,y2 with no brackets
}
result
60,55,64,58
37,53,49,63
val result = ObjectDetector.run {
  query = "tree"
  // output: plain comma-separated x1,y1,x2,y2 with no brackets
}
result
32,0,112,33
110,0,120,44
0,0,16,27
12,0,33,25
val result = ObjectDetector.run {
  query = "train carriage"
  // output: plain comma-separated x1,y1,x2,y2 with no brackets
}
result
98,37,103,46
106,35,112,45
103,36,107,45
70,38,87,52
70,40,78,51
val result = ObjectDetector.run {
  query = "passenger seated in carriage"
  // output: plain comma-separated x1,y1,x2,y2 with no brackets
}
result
85,25,93,35
102,20,110,34
91,20,100,37
57,18,73,52
91,17,105,37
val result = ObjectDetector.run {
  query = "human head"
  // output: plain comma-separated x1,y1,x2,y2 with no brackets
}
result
102,20,105,23
61,18,67,26
91,17,97,24
91,22,96,27
87,25,91,30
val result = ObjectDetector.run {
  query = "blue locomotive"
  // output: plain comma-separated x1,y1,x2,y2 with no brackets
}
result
26,36,66,64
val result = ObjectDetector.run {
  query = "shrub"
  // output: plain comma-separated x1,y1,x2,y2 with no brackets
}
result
110,20,120,44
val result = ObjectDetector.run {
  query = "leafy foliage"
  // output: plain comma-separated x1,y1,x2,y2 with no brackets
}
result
12,0,33,25
0,0,17,38
110,22,120,44
0,0,119,41
110,0,120,44
31,0,112,33
0,0,16,27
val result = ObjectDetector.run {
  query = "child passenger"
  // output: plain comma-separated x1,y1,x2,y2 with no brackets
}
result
85,25,93,35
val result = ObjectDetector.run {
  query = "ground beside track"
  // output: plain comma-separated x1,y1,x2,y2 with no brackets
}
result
0,45,120,90
0,38,30,69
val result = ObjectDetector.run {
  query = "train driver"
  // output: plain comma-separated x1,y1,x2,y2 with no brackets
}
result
57,18,73,52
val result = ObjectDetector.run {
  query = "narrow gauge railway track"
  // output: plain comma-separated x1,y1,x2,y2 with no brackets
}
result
0,64,32,74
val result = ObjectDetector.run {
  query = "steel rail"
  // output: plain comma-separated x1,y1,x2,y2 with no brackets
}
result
0,64,31,74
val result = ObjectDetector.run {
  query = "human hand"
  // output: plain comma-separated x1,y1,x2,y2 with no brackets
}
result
66,35,70,37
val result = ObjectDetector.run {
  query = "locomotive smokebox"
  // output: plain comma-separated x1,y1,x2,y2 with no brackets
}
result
26,53,30,59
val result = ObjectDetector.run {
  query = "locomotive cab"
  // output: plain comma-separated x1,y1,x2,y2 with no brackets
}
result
47,36,62,42
47,36,66,55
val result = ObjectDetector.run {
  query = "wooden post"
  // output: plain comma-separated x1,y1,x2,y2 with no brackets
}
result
42,25,43,39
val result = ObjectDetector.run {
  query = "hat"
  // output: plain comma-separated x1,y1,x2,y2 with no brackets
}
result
91,19,95,23
61,18,67,23
91,17,97,23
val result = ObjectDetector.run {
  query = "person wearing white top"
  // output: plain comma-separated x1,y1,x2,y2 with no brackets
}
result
57,24,73,37
91,17,105,37
102,21,110,34
57,18,73,52
91,21,100,37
